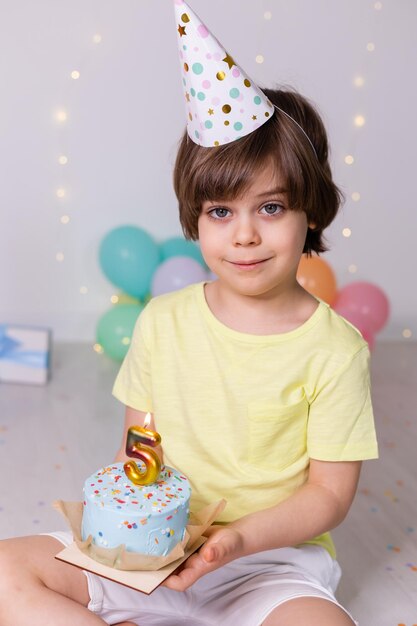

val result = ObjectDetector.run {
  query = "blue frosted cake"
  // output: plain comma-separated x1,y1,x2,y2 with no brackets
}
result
81,463,191,556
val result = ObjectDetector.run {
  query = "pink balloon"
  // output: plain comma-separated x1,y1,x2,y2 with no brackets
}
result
151,256,209,297
333,305,375,350
333,282,389,334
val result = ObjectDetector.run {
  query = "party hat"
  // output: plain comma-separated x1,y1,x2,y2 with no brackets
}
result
173,0,275,147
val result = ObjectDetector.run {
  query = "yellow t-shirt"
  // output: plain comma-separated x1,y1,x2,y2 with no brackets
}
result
113,282,378,558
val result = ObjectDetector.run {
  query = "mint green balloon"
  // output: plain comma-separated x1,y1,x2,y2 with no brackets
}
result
160,237,206,268
99,226,160,299
97,304,143,361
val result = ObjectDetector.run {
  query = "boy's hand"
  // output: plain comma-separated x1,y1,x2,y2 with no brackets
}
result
163,525,244,592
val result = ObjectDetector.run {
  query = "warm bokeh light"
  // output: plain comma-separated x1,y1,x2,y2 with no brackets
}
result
353,76,365,88
55,110,68,123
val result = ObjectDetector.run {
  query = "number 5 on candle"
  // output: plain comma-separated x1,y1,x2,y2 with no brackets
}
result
124,414,162,486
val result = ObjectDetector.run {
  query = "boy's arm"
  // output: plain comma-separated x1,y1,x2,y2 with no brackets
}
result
114,406,163,463
164,459,361,591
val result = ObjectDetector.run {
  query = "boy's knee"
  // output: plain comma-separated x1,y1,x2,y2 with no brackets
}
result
0,536,90,607
0,539,28,594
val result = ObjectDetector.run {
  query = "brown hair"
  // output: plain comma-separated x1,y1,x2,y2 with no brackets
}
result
173,88,343,255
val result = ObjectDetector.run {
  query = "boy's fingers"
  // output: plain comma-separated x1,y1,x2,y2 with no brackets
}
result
201,545,215,563
202,529,240,563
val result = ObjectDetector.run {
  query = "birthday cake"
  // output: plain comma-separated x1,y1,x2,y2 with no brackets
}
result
81,463,191,556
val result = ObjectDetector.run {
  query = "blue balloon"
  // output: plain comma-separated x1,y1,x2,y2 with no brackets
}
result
160,237,206,268
99,226,160,299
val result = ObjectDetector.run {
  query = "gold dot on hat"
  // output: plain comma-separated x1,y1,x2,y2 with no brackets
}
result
222,104,231,114
217,71,226,81
189,113,193,121
214,141,220,146
244,79,251,87
265,112,270,117
181,13,190,23
184,63,189,72
224,120,230,126
208,108,214,115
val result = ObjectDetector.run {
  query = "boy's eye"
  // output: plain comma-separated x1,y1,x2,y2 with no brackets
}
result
260,203,283,216
208,207,230,219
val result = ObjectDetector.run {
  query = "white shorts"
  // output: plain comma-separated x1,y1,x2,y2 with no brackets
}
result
46,530,357,626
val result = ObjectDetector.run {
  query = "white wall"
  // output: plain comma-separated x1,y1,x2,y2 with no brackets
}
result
1,0,416,341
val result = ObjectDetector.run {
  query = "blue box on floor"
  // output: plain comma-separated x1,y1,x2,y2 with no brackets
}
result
0,324,51,385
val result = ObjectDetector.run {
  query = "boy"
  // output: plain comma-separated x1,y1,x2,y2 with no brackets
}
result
0,3,377,624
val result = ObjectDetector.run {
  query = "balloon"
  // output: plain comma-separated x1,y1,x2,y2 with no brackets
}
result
99,226,160,299
333,304,375,350
334,282,390,334
115,293,142,306
96,303,143,361
296,255,338,305
160,237,206,268
151,256,209,297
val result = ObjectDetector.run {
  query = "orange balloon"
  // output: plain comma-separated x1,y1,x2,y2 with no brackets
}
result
296,255,337,305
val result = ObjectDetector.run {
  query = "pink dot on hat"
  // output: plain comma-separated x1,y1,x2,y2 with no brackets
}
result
198,24,209,38
202,80,211,89
232,68,241,78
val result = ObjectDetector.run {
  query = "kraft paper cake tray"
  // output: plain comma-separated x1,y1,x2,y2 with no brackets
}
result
54,499,226,594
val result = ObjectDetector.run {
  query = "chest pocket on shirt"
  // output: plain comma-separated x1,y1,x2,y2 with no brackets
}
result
247,396,309,471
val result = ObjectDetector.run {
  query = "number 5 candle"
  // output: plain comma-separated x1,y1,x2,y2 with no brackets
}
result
124,413,162,485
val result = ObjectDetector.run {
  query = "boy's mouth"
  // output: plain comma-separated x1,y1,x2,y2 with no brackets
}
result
227,258,271,270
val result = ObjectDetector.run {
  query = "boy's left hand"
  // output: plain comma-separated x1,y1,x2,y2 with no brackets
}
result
163,525,244,592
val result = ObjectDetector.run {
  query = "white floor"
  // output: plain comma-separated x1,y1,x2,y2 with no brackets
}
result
0,341,416,625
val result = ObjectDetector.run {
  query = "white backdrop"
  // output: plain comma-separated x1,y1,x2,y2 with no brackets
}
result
1,0,416,341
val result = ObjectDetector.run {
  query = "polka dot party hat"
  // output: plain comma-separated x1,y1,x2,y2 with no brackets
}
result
174,0,275,147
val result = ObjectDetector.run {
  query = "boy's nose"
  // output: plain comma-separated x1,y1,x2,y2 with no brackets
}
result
233,218,261,246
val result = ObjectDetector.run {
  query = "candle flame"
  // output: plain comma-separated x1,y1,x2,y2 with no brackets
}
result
144,412,151,428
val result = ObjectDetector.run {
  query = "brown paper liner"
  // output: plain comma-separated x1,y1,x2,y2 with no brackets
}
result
53,499,226,571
